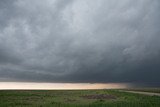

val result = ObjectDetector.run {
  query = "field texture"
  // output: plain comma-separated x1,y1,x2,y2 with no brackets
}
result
0,90,160,107
121,88,160,93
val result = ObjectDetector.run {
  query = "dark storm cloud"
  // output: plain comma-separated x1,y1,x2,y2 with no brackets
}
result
0,0,160,86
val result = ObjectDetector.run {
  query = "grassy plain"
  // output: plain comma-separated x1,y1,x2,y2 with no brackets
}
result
121,88,160,93
0,89,160,107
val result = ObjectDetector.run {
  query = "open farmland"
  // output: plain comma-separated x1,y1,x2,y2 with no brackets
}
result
0,89,160,107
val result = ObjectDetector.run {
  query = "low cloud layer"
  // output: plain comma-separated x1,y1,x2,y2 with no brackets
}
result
0,0,160,86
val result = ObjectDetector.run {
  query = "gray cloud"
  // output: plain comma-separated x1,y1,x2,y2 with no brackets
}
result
0,0,160,86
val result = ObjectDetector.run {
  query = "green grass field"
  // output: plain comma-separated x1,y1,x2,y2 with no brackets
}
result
0,89,160,107
121,88,160,93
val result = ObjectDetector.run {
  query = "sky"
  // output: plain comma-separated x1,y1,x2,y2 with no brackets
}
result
0,82,128,90
0,0,160,88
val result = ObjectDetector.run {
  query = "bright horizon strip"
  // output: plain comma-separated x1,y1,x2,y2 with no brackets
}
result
0,82,129,90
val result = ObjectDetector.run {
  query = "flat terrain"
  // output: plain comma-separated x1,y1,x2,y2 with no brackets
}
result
0,89,160,107
121,88,160,93
120,90,160,96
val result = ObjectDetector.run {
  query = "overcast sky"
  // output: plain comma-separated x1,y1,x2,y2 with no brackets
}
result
0,0,160,87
